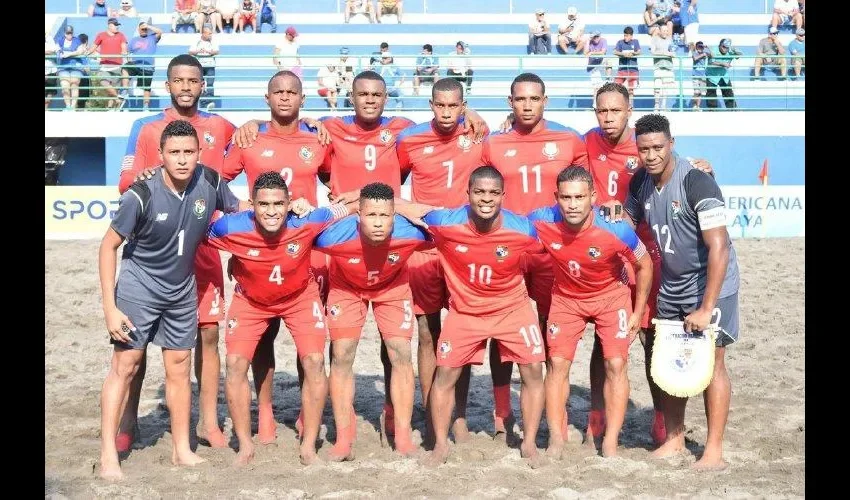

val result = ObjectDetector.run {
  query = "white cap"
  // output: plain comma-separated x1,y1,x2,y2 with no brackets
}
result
567,6,578,16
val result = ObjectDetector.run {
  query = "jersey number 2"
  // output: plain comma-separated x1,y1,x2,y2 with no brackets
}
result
652,224,675,254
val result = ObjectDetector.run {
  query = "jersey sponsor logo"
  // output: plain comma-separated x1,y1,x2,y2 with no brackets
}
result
193,199,207,218
423,145,434,154
550,242,563,250
328,304,342,318
645,202,651,210
455,244,469,253
504,149,517,157
299,146,314,161
548,322,560,339
671,200,682,220
625,156,639,170
247,248,260,257
287,241,302,256
387,252,400,264
348,257,361,264
344,135,358,142
203,130,215,148
495,245,509,260
597,154,607,162
588,246,602,259
156,212,169,221
457,134,472,152
439,339,452,359
226,317,238,334
261,149,275,157
380,129,393,144
542,142,560,160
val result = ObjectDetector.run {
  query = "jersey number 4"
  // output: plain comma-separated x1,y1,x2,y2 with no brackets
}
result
269,265,284,284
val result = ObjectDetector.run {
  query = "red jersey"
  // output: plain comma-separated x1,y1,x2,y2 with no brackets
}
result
482,120,588,216
92,31,127,66
583,127,642,205
423,207,542,316
221,122,329,205
396,120,488,208
206,205,349,306
314,214,432,298
120,108,235,194
529,206,646,300
319,115,414,196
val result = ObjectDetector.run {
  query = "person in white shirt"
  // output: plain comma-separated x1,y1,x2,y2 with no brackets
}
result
528,8,551,54
116,0,138,17
188,26,220,102
273,26,302,80
216,0,240,32
771,0,803,31
558,6,586,54
445,41,473,94
317,63,341,110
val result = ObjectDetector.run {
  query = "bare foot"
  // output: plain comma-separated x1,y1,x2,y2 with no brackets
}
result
233,446,255,467
692,451,729,472
521,444,547,469
394,429,419,458
451,418,471,444
601,437,619,457
99,460,124,481
299,447,322,466
171,449,206,467
327,438,355,462
419,445,449,468
258,418,277,445
651,438,686,459
196,423,228,448
545,439,565,460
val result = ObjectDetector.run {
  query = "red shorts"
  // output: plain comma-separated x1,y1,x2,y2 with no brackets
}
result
615,70,640,89
546,288,632,361
195,240,224,325
224,283,327,360
521,252,554,319
241,12,256,23
436,303,546,368
310,250,329,305
326,284,415,341
408,249,447,315
627,226,662,328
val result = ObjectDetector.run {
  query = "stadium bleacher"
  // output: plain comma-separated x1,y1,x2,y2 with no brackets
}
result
46,0,804,112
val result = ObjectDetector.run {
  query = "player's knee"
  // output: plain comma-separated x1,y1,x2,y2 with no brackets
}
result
198,324,220,347
164,350,192,377
385,339,412,367
225,354,251,381
331,342,357,370
603,356,627,377
112,357,143,381
545,356,570,376
300,353,326,377
519,362,545,382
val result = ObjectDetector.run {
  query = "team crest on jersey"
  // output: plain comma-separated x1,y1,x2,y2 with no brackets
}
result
328,304,342,318
495,245,509,260
203,131,214,147
588,246,602,260
387,252,401,264
439,340,452,359
625,156,639,170
457,134,472,152
380,129,393,144
548,323,560,339
299,146,314,162
247,249,260,257
226,318,238,334
671,200,681,220
193,199,207,218
542,142,560,160
287,241,301,256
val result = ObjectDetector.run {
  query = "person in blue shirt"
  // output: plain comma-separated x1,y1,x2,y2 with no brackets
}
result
787,28,805,79
258,0,277,33
679,0,699,53
378,52,406,109
413,44,439,96
126,20,163,110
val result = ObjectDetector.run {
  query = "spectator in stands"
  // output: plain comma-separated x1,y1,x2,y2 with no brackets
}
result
787,28,804,79
378,52,406,108
217,0,240,32
46,32,61,109
87,17,130,109
799,1,805,28
643,0,673,37
528,9,552,55
189,26,219,106
557,6,586,54
754,26,788,80
613,26,641,106
273,26,302,79
258,0,277,33
126,20,163,110
650,24,676,111
56,25,87,110
198,1,223,32
370,42,390,70
679,0,699,53
771,0,803,32
691,40,709,110
586,31,612,93
670,1,685,46
238,0,259,33
116,0,138,17
345,0,377,24
172,0,201,33
88,0,114,17
337,47,356,108
413,44,440,96
445,41,473,94
317,63,341,110
705,38,741,110
377,0,403,24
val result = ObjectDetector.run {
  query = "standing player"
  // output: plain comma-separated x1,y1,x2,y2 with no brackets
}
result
529,166,652,458
624,114,739,471
207,171,354,466
314,182,431,460
482,72,588,439
220,70,331,443
419,167,547,468
98,120,244,480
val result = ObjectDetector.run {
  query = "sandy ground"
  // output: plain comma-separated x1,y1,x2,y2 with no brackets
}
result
45,238,805,499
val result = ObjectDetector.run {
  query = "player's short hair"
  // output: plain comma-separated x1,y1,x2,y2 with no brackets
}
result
624,26,635,35
353,70,386,92
432,77,464,100
468,166,504,189
269,70,303,93
635,113,672,139
423,43,433,52
360,182,395,203
166,54,203,79
595,82,630,106
159,119,198,150
380,42,389,50
510,72,546,96
556,165,594,191
252,171,290,199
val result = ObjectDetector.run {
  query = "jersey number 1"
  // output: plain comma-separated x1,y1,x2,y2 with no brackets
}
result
519,165,542,193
